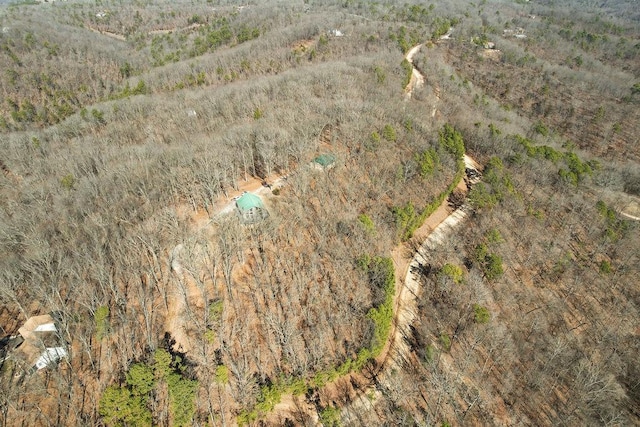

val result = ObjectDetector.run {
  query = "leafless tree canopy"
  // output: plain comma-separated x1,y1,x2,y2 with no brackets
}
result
0,0,638,425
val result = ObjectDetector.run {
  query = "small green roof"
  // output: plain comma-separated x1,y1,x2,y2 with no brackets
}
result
313,154,336,167
235,193,264,211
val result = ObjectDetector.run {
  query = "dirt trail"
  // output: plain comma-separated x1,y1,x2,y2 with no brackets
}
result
86,26,126,41
268,156,481,425
148,23,202,35
164,172,287,352
363,46,481,387
87,22,202,41
341,156,480,424
404,44,426,99
164,245,192,353
616,193,640,221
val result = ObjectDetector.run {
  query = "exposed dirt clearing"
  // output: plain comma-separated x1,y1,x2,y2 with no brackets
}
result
404,44,425,99
165,244,208,354
480,48,503,62
148,23,202,35
616,193,640,221
86,26,126,41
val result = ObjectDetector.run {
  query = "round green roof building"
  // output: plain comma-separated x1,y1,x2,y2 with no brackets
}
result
235,192,268,223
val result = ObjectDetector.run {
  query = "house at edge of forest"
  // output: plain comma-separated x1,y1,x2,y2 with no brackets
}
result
0,313,68,375
235,192,269,224
312,154,336,171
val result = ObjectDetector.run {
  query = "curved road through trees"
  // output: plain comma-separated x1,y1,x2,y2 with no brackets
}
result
264,42,483,425
338,42,482,424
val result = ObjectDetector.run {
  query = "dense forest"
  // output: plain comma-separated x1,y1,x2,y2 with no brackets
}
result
0,0,638,426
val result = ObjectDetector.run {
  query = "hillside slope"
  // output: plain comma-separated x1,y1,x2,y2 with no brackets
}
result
0,0,638,426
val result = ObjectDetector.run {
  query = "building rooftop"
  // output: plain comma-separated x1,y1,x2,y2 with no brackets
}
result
12,314,67,371
235,192,265,211
313,154,336,168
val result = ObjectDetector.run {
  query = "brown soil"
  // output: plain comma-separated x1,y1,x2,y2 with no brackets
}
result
292,39,316,52
86,26,126,41
480,48,503,62
165,172,286,353
147,23,202,35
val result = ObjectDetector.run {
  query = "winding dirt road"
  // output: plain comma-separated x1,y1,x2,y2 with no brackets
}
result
336,42,485,424
266,42,483,425
404,44,425,99
340,155,480,424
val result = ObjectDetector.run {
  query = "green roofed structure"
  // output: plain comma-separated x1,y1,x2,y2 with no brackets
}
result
235,192,269,224
313,154,336,170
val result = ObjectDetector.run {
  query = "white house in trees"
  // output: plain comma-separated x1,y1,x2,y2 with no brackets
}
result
1,314,68,374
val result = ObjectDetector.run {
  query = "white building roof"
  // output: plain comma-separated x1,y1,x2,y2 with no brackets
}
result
34,347,68,370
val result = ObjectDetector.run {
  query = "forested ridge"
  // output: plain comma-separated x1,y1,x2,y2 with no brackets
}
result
0,0,638,426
